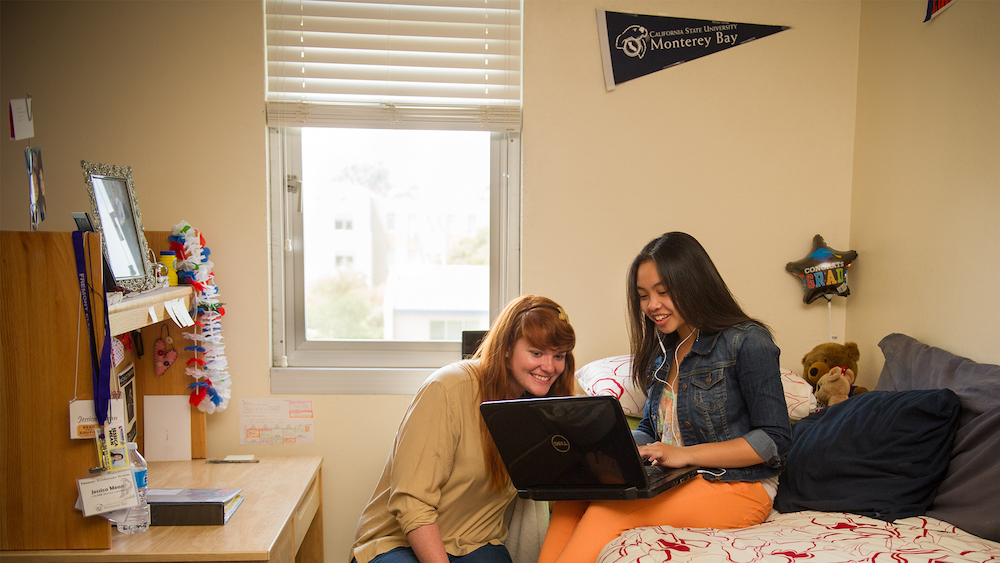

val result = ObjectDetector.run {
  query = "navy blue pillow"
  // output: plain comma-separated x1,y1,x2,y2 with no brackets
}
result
774,389,960,521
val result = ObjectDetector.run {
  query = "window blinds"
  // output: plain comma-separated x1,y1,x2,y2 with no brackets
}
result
266,0,521,131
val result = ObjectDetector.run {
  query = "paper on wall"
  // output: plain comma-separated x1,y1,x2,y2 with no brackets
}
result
143,395,192,461
239,398,314,445
9,98,34,140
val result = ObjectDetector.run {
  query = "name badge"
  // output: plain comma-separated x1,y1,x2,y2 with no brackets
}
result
69,400,99,439
76,471,138,517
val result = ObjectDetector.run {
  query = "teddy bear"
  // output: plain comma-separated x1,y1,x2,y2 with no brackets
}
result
801,342,869,407
813,366,858,406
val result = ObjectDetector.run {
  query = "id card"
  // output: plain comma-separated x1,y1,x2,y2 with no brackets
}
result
96,395,129,471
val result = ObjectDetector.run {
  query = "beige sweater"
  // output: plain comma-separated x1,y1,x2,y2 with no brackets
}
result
351,362,516,563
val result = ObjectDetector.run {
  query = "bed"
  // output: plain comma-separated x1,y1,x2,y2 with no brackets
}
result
571,333,1000,563
601,512,999,563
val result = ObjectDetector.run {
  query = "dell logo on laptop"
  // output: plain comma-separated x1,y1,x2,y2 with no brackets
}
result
551,435,570,452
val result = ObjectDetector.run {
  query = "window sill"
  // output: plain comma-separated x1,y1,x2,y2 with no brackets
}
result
270,367,434,395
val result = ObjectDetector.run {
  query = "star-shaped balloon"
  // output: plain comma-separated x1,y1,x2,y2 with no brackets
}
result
786,235,858,304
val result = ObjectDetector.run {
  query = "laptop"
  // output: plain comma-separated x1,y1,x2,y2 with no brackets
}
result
480,395,700,501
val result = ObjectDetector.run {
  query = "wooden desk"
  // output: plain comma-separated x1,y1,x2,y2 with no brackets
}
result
1,456,324,563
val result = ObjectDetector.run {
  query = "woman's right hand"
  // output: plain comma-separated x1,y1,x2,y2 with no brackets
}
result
640,437,765,469
638,442,693,468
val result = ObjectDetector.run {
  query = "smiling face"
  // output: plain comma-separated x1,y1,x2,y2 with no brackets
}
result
507,337,566,397
636,259,693,338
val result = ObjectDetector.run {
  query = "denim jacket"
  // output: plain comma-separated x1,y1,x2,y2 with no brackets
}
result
632,322,791,482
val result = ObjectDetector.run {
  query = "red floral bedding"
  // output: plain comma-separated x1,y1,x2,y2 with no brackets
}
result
599,511,1000,563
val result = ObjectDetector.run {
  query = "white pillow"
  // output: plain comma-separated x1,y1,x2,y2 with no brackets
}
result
576,355,817,421
575,355,645,416
781,368,818,421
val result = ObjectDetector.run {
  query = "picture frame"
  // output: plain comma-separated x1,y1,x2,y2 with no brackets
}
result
81,160,155,292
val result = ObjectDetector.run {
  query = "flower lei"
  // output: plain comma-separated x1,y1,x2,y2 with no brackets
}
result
169,221,231,414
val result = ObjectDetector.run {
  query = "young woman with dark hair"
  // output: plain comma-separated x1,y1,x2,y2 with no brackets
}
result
538,232,791,563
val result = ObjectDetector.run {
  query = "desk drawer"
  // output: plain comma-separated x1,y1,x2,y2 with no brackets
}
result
294,474,321,553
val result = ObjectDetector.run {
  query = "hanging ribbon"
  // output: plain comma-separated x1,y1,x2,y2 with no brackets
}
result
72,231,113,426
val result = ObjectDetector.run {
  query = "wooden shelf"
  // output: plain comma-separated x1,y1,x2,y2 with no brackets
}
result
108,285,193,336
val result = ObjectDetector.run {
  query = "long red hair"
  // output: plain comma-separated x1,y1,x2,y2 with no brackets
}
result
467,295,576,492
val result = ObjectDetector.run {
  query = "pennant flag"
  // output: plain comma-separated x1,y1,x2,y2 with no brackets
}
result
924,0,956,22
597,9,790,90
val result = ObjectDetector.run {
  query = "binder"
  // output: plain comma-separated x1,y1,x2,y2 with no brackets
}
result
147,488,244,526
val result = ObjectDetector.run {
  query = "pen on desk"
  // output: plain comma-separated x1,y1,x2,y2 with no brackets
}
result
207,459,260,463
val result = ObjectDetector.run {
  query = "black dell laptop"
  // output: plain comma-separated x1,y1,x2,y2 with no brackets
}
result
480,395,699,501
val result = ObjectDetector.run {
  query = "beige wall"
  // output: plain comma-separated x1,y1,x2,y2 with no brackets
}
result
523,0,861,375
847,0,1000,385
2,1,998,562
0,3,410,559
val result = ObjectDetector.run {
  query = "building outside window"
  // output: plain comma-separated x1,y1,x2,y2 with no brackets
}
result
300,128,491,342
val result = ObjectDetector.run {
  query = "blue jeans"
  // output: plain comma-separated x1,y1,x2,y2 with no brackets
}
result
362,544,513,563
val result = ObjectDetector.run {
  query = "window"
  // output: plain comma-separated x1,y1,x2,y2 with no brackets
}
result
269,129,519,393
300,128,492,341
265,0,521,394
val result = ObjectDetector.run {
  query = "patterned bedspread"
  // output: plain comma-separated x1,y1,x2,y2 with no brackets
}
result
598,511,1000,563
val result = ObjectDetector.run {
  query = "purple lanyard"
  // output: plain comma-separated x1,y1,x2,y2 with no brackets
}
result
72,231,112,426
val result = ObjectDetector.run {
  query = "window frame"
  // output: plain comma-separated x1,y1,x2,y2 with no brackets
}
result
268,127,520,394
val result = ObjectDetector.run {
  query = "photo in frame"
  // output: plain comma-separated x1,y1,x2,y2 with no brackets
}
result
81,161,155,292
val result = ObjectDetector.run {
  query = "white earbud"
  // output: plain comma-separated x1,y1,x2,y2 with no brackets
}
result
652,329,696,386
653,333,668,384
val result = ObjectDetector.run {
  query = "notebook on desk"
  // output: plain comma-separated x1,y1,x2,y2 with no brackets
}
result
480,395,699,501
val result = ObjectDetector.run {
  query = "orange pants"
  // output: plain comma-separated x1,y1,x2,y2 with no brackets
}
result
537,476,772,563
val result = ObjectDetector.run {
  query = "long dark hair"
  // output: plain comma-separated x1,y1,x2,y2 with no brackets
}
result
468,294,576,491
626,232,769,391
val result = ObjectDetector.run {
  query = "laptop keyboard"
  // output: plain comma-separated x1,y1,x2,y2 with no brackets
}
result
646,466,673,486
